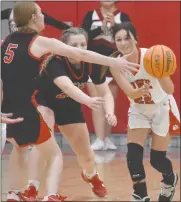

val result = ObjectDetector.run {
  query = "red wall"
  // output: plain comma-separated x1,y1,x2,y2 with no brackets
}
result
37,1,180,134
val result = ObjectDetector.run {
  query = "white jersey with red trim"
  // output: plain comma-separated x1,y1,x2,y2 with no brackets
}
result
125,48,168,105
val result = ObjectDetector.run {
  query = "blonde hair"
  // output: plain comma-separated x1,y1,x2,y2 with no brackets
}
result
13,1,36,31
61,27,88,44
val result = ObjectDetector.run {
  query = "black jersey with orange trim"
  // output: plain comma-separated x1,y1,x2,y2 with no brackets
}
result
1,31,42,112
35,54,106,104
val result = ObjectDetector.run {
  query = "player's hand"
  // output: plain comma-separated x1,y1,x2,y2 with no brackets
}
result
112,40,140,75
112,54,139,75
87,97,105,111
1,113,24,124
129,83,150,99
105,113,117,127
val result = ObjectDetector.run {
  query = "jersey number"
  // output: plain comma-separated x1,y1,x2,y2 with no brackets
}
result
131,79,155,104
3,43,18,64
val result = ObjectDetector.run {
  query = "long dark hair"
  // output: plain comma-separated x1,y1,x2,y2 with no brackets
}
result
101,22,138,78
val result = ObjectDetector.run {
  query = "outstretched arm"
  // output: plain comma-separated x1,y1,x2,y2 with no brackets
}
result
31,36,139,72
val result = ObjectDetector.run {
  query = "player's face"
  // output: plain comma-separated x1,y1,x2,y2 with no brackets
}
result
67,34,87,63
34,4,45,32
114,29,137,55
100,1,116,8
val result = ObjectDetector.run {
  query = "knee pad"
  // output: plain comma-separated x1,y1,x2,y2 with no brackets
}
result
150,149,173,174
127,143,145,182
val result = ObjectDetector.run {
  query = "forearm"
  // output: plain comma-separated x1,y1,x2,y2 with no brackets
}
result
159,77,174,94
95,84,114,114
103,93,115,114
110,69,134,97
60,84,91,105
40,38,116,68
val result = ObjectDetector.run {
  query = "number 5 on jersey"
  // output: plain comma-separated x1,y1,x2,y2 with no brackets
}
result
3,43,18,64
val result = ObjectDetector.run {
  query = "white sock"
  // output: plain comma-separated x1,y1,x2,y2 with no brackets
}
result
84,170,97,179
7,190,20,200
27,180,40,191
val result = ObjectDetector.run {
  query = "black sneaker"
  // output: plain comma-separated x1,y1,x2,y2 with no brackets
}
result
132,193,151,201
158,172,178,201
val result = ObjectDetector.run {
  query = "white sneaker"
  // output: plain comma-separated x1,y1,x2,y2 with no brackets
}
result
91,138,106,151
105,137,117,150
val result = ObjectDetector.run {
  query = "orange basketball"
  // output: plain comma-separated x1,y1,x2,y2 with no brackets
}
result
143,45,177,78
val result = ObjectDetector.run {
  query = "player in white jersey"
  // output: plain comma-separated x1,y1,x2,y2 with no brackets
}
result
102,22,179,201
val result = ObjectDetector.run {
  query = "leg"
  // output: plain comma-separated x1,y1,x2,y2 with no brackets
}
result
18,106,64,201
150,97,178,202
6,138,28,201
59,123,94,174
87,83,106,150
150,133,178,201
127,128,150,201
27,106,55,184
58,123,107,197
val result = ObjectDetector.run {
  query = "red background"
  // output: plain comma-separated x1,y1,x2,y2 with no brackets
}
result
37,1,180,135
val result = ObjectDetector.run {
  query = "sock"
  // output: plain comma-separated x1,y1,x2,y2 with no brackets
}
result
7,190,20,200
84,169,97,179
162,172,175,185
133,182,148,198
27,180,40,191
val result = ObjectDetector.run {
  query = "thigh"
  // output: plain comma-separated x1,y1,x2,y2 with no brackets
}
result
128,106,151,130
109,83,119,100
37,105,55,133
151,132,171,151
86,82,98,97
151,100,170,137
127,128,149,147
58,123,91,155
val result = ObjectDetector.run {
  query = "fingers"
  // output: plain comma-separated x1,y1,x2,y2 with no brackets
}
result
1,113,13,118
140,85,150,96
1,117,24,124
90,97,105,111
95,97,105,104
125,63,139,72
105,113,117,127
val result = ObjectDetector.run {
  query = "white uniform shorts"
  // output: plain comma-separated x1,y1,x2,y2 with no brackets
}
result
1,123,7,153
128,98,170,136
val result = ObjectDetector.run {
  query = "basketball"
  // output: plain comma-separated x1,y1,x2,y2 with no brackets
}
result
143,45,177,78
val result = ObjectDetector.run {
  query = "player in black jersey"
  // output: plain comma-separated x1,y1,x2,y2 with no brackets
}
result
1,2,144,201
32,27,150,198
33,27,117,198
